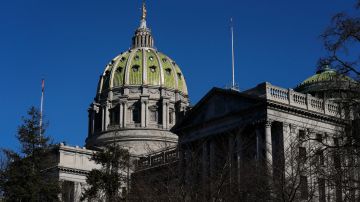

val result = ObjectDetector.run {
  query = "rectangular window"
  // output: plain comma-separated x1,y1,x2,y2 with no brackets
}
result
299,147,307,163
317,150,324,166
299,129,306,140
150,110,157,122
300,176,308,200
316,133,323,142
318,178,326,202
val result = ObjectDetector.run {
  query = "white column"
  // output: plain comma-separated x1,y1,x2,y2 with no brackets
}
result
74,182,82,202
119,102,123,128
162,99,167,129
145,101,149,127
101,107,105,131
141,101,145,127
91,110,95,134
123,102,127,128
105,102,110,131
166,102,169,129
265,120,273,177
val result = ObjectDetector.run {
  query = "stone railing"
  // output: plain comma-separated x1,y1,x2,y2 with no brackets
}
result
135,147,178,171
265,83,341,118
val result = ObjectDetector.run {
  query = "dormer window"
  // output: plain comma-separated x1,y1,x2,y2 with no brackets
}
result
165,68,171,75
117,67,123,73
150,66,156,73
149,56,154,61
120,57,126,62
162,58,167,63
134,55,140,60
177,72,182,80
132,65,140,72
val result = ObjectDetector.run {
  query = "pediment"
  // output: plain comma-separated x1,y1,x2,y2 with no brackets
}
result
175,88,264,129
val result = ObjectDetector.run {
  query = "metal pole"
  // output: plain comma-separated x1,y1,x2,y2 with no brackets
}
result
231,18,235,89
39,79,44,138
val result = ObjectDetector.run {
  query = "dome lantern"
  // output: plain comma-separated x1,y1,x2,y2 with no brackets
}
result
132,1,154,48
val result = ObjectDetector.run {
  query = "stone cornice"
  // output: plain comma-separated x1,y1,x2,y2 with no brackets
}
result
266,100,348,126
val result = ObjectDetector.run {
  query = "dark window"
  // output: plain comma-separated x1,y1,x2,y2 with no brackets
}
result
149,66,156,73
299,147,306,163
94,110,102,132
116,67,123,73
110,106,119,125
177,72,182,80
132,65,139,72
318,178,326,202
165,68,171,75
299,130,306,140
300,176,308,200
316,133,323,142
132,106,140,123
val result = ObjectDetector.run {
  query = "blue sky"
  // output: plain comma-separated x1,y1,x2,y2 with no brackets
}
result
0,0,356,151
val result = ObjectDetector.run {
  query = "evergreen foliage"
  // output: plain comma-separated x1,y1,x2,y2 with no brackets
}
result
0,106,60,201
81,143,130,202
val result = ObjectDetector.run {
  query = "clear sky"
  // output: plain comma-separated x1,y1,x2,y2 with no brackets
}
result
0,0,356,151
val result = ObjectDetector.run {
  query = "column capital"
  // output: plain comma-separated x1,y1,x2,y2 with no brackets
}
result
290,124,298,133
119,100,127,105
265,119,273,128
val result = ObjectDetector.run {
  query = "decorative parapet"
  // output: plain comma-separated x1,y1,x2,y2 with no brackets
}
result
135,147,178,171
264,82,341,118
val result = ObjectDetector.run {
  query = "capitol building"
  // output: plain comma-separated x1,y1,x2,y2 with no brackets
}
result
47,3,360,202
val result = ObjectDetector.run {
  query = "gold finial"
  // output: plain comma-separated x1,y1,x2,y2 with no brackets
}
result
142,0,147,20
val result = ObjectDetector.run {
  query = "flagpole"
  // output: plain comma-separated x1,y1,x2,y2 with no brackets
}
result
230,18,235,89
39,79,44,138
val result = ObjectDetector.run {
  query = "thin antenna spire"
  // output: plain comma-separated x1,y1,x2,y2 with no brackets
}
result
230,18,237,90
142,0,147,20
39,79,44,137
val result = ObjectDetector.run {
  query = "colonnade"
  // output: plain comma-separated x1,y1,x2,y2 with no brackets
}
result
180,119,298,199
88,97,174,136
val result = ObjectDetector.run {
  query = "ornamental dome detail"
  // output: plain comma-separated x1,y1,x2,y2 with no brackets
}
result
98,48,188,96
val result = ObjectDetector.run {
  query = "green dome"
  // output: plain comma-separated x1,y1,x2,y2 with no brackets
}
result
300,67,353,86
98,47,188,95
295,67,357,95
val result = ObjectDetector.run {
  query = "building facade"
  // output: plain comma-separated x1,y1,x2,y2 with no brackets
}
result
47,3,360,202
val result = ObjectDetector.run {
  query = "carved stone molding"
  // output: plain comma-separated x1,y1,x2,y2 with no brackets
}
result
265,119,273,128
